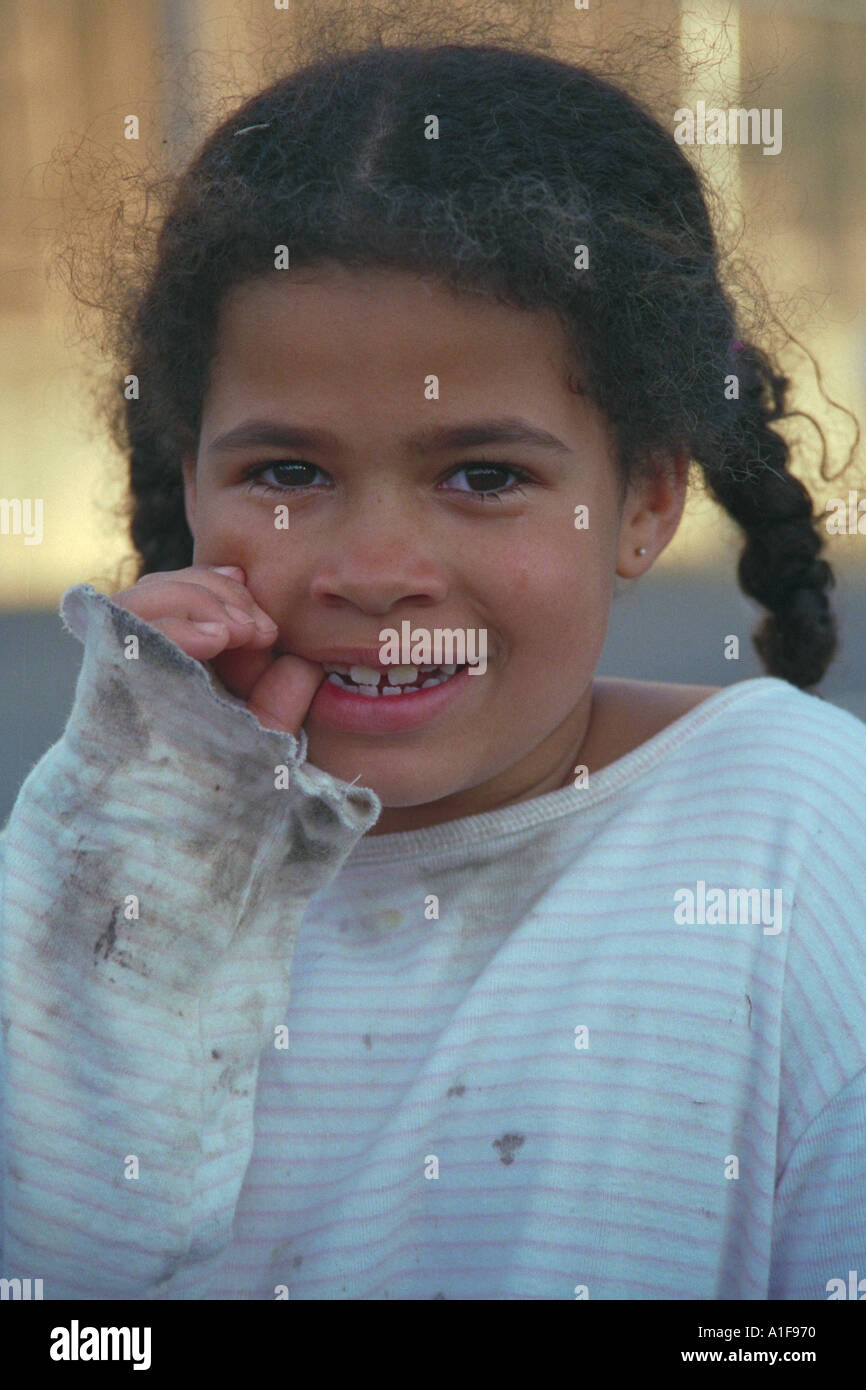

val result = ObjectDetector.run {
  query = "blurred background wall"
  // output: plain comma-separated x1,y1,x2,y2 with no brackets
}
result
2,0,865,822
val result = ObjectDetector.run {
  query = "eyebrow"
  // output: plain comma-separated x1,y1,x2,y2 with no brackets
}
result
206,416,573,458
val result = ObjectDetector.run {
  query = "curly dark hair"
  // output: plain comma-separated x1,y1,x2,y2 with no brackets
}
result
92,36,857,689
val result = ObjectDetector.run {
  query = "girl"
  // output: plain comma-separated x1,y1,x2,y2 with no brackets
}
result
2,39,865,1302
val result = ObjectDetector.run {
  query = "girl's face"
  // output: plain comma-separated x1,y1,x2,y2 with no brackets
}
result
184,263,685,833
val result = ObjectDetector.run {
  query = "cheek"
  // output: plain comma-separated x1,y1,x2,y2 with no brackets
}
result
508,529,607,607
192,494,283,561
513,538,612,660
511,564,531,596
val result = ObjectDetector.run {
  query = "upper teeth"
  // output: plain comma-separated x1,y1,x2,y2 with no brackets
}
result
349,665,385,685
321,660,461,692
332,664,416,685
386,665,419,685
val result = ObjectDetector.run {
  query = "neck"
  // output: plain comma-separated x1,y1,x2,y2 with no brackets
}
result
366,686,595,835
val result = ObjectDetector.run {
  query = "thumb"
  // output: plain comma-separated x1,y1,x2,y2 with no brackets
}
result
246,654,325,734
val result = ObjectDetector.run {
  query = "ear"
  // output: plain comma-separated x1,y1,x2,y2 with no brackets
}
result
182,454,197,537
615,449,689,578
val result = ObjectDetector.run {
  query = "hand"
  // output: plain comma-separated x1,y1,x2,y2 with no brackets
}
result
110,565,324,734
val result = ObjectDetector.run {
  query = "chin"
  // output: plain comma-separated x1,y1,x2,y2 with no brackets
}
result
301,736,464,807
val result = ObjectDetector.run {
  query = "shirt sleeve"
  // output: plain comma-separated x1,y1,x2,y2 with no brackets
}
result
767,701,866,1301
0,583,380,1299
769,1066,866,1299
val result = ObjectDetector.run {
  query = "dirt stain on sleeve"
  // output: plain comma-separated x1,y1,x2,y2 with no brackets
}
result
94,674,152,758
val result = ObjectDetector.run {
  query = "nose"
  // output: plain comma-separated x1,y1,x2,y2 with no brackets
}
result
308,499,449,613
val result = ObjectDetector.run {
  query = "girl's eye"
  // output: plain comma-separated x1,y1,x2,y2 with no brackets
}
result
442,464,531,502
243,461,327,493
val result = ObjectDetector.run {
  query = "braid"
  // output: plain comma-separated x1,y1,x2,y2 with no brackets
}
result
703,343,836,690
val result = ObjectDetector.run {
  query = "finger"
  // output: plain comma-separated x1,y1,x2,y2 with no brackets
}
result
195,569,279,635
137,564,243,587
147,616,231,659
246,655,326,734
131,568,277,635
209,643,277,702
115,582,278,649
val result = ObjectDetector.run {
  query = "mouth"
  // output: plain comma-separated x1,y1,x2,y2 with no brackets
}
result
309,660,476,734
320,661,468,697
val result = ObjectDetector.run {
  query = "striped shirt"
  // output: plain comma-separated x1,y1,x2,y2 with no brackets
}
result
1,582,865,1300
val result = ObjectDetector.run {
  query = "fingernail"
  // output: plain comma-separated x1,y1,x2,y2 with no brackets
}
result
194,621,227,635
256,617,278,633
226,604,255,624
213,565,244,576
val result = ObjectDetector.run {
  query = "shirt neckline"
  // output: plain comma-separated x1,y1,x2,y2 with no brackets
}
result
347,677,795,863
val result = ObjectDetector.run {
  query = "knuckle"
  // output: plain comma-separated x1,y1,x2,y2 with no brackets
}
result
194,572,255,605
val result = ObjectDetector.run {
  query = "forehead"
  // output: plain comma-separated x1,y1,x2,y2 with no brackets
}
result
207,263,576,398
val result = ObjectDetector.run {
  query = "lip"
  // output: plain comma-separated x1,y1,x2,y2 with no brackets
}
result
300,646,392,669
309,664,475,733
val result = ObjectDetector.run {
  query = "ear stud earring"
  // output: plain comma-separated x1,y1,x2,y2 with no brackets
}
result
635,546,647,556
